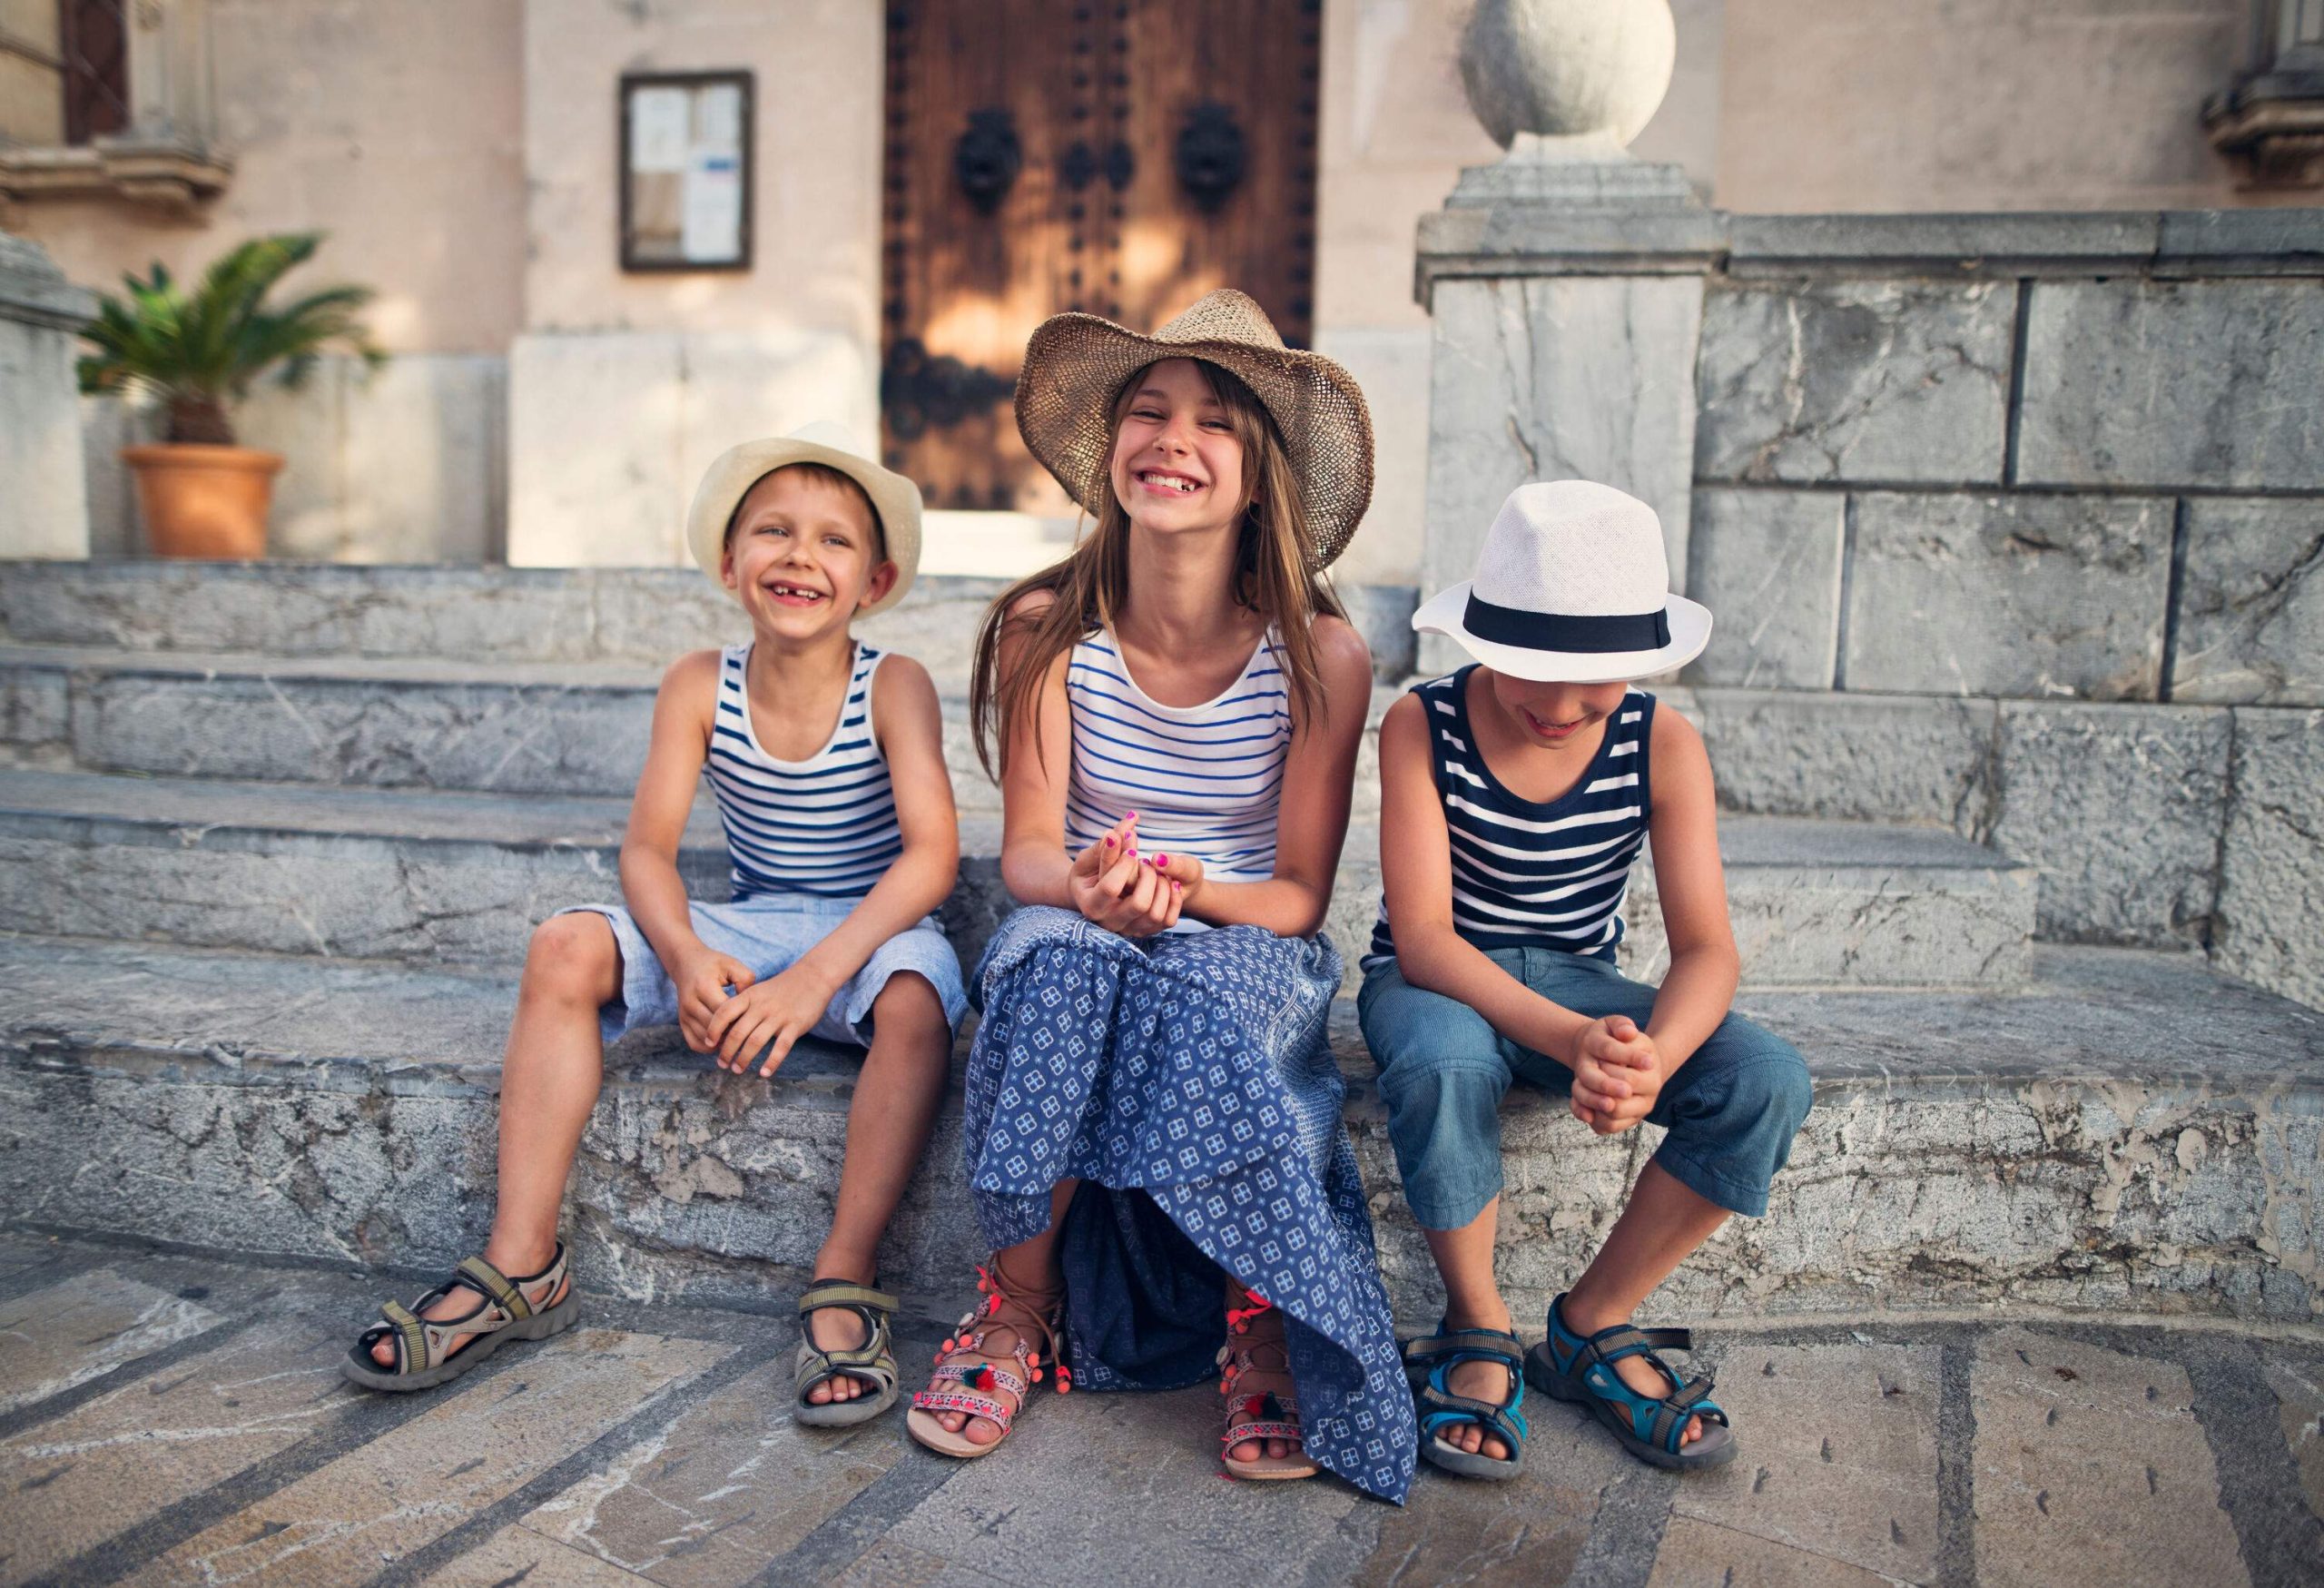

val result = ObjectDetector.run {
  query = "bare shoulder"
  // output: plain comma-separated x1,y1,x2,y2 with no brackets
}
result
1004,586,1059,623
1381,687,1425,732
1649,694,1706,757
1648,693,1715,804
870,649,937,709
659,647,724,705
1308,613,1374,694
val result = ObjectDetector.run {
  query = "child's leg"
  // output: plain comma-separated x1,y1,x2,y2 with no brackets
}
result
922,1177,1078,1445
803,971,952,1405
1357,961,1523,1458
1559,1164,1732,1445
370,911,619,1366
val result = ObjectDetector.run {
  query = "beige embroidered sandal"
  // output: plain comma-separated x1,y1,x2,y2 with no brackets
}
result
1218,1287,1319,1481
794,1277,902,1427
341,1244,578,1392
907,1255,1069,1458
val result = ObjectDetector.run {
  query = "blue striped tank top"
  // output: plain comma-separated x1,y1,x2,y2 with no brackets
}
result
706,641,902,901
1365,665,1654,971
1064,626,1291,886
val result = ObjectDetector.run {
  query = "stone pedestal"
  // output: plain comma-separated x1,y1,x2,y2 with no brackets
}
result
0,233,94,559
1413,152,1722,672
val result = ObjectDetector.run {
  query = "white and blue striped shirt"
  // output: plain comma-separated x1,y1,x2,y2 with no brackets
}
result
706,642,902,901
1064,626,1291,887
1365,666,1654,972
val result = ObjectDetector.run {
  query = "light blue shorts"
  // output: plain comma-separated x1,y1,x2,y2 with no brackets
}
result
557,893,969,1050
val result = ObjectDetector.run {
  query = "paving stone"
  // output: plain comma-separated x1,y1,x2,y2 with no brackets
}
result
421,1525,658,1586
877,1381,1370,1588
2215,708,2324,1011
1694,280,2014,486
2017,280,2324,492
2260,1356,2324,1524
1846,492,2172,700
829,1541,1013,1588
1671,1343,1939,1583
1682,489,1845,690
1994,702,2231,947
1686,688,1997,833
0,1268,221,1416
1646,1515,1901,1587
120,1328,731,1587
1972,1327,2249,1588
0,1313,355,1586
514,1358,904,1585
2171,498,2324,707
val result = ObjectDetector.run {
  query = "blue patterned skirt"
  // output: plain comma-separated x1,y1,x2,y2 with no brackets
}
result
963,905,1416,1504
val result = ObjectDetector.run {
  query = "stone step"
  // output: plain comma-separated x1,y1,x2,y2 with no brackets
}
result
0,934,2313,1328
0,766,2036,990
0,559,1423,685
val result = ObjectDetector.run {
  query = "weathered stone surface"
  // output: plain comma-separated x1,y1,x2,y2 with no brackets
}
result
0,1270,220,1416
1971,1328,2249,1588
1723,212,2162,280
1647,1516,1898,1586
421,1529,655,1587
1670,1344,1939,1583
0,236,94,561
515,1357,902,1585
1682,488,1844,690
1846,492,2172,700
2215,707,2324,1011
0,1315,356,1585
2172,498,2324,706
1686,687,1997,833
2016,280,2324,491
5,936,2319,1325
1994,702,2230,947
1694,280,2014,486
1422,274,1701,673
122,1330,730,1587
2261,1356,2324,1523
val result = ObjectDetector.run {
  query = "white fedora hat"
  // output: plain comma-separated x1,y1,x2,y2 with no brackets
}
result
685,422,923,616
1413,480,1712,684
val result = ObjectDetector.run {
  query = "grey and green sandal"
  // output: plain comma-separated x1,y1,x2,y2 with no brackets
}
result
341,1244,578,1392
794,1278,902,1427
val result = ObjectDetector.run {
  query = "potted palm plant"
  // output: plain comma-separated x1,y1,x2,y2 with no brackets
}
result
77,232,384,559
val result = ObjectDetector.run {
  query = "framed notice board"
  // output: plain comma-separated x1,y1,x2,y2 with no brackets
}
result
619,71,753,271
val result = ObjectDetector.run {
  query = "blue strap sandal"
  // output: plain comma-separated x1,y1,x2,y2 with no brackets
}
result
1523,1293,1736,1471
1401,1324,1529,1481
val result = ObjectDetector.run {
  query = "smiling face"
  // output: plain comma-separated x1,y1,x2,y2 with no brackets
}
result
719,466,894,640
1483,671,1634,753
1106,358,1247,538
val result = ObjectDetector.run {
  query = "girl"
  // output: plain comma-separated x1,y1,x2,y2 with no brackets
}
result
905,291,1416,1504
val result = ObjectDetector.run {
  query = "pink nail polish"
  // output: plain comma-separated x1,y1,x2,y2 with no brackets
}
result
1104,835,1116,848
1154,853,1168,866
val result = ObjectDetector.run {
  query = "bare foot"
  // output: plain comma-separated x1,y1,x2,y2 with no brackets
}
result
366,1241,566,1369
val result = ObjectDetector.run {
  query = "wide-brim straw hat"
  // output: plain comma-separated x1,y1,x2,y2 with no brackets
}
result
1414,479,1713,684
684,421,923,616
1014,289,1375,568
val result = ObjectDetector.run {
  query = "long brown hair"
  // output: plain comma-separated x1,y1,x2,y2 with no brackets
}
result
970,357,1345,781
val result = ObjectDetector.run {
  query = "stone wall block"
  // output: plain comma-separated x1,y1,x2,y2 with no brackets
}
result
2172,498,2324,706
338,354,508,563
507,332,686,566
2215,708,2324,1011
1688,687,1998,833
1993,702,2231,947
1693,280,2014,486
1422,274,1702,673
1846,492,2172,699
2016,281,2324,491
1684,488,1844,688
235,356,348,557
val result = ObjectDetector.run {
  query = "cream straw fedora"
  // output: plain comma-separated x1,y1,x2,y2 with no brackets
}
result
1013,289,1374,567
1413,480,1713,684
684,422,924,616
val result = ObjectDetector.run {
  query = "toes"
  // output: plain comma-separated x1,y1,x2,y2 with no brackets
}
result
1685,1414,1703,1445
1228,1438,1258,1463
937,1410,965,1433
369,1339,395,1367
965,1417,1001,1446
1267,1436,1290,1459
806,1380,832,1404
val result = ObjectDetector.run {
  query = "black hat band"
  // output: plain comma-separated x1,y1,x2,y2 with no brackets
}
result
1462,592,1671,654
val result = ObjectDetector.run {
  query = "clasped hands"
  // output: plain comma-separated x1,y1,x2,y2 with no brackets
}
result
1068,813,1203,938
1568,1013,1665,1135
674,949,836,1079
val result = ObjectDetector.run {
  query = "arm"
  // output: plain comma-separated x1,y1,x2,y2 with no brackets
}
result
618,650,741,1050
1634,705,1740,1072
1167,616,1373,939
1375,690,1599,1065
993,593,1084,912
708,655,963,1074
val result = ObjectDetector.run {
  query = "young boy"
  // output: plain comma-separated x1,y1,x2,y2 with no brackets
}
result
346,423,967,1427
1361,479,1811,1478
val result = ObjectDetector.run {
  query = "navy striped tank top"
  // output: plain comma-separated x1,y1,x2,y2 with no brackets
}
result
706,642,902,901
1365,665,1654,971
1063,626,1291,886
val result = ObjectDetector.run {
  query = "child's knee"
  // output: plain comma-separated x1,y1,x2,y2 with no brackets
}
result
524,912,618,1003
1715,1027,1813,1135
872,972,949,1040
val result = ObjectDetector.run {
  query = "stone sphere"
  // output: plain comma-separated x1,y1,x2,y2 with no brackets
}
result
1459,0,1678,149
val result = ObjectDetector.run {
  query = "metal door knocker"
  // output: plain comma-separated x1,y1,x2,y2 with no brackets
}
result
882,339,1016,439
955,108,1022,212
1176,103,1245,211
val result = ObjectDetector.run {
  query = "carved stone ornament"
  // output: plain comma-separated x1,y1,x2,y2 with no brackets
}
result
1458,0,1676,158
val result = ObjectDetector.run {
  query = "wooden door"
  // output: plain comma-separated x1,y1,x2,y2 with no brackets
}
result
881,0,1322,513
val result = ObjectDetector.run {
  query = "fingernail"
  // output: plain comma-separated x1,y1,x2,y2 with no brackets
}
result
1125,810,1137,821
1104,835,1116,847
1154,853,1168,866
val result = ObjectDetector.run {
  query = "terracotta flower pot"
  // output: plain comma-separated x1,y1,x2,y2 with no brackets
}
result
122,443,284,560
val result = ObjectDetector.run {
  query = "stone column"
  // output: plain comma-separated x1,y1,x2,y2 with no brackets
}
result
1413,0,1721,671
0,232,95,558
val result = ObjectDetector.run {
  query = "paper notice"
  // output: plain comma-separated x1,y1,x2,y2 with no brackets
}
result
695,82,744,157
681,151,743,263
629,86,691,173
